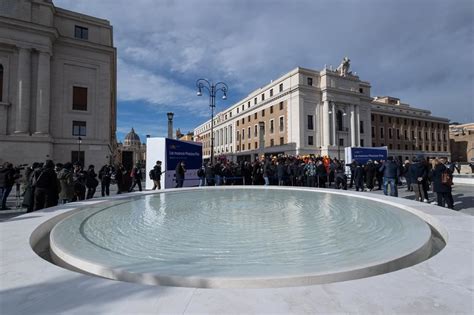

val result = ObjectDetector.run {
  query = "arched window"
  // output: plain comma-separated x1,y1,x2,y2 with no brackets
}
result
336,110,344,131
0,64,3,102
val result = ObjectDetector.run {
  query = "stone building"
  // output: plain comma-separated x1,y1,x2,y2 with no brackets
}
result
194,59,450,162
449,123,474,163
0,0,116,167
116,128,146,171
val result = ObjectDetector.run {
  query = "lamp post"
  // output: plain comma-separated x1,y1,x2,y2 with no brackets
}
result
167,112,174,139
77,136,82,164
196,79,228,165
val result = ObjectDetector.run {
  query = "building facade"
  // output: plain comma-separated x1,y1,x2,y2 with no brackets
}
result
0,0,117,167
449,123,474,163
194,60,450,162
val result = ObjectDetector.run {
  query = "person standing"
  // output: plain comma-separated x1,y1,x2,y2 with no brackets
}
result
85,165,98,199
0,163,15,210
58,162,75,204
431,159,455,209
353,162,365,192
175,161,186,188
33,160,59,211
151,161,163,190
99,164,112,196
364,160,376,191
409,156,428,202
129,163,143,192
72,163,86,201
378,157,400,197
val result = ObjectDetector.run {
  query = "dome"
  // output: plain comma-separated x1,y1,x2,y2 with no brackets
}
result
124,128,141,146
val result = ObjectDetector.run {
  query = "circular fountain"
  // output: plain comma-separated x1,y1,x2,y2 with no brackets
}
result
50,187,433,288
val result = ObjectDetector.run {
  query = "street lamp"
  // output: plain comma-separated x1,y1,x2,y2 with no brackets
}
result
196,79,228,165
77,136,82,164
167,112,174,139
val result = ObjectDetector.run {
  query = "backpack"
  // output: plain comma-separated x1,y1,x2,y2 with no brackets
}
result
197,168,204,177
441,170,453,186
149,169,155,180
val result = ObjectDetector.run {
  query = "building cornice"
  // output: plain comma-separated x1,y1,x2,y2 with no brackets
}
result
54,7,111,28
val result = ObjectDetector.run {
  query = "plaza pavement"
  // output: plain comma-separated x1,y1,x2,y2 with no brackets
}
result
1,182,473,222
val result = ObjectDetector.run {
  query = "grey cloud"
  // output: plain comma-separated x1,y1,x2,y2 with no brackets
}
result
55,0,474,122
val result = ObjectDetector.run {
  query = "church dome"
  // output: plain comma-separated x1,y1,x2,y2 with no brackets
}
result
124,128,141,146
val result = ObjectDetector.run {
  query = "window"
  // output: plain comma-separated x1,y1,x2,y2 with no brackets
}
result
372,126,375,137
236,120,239,127
389,144,393,149
255,142,258,149
74,25,89,40
380,127,384,138
339,138,344,146
270,106,273,114
396,118,400,124
279,83,283,92
0,64,3,101
71,151,85,165
308,136,314,146
242,118,244,124
431,132,434,140
388,128,392,139
72,121,86,136
270,119,274,133
270,139,274,146
254,97,257,105
359,88,364,93
371,114,374,122
397,144,401,150
411,130,415,139
405,144,408,150
360,139,364,146
418,131,422,139
360,121,364,134
279,116,284,132
404,119,407,125
280,137,284,145
247,101,250,108
388,117,392,124
279,101,284,110
237,145,240,151
261,94,265,101
260,122,265,136
247,116,250,122
270,89,273,97
254,113,257,119
73,86,88,111
404,130,408,140
229,126,232,143
242,104,244,111
248,143,251,150
242,129,245,140
236,130,240,141
380,116,384,123
307,115,314,130
254,125,258,137
307,77,313,86
247,127,250,138
261,109,265,117
237,108,239,114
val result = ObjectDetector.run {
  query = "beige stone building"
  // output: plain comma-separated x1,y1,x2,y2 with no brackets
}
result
194,61,450,162
0,0,116,167
449,123,474,163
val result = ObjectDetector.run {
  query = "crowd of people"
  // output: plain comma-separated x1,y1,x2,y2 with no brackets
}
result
0,160,144,212
0,153,462,212
195,154,459,210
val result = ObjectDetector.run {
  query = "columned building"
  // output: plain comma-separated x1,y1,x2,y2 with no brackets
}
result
194,59,450,162
0,0,117,167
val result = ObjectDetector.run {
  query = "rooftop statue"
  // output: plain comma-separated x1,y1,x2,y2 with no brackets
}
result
337,57,351,76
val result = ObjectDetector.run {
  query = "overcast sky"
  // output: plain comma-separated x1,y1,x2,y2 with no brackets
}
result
54,0,474,142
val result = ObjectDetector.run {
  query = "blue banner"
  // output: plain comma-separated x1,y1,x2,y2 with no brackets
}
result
165,138,203,188
351,147,387,164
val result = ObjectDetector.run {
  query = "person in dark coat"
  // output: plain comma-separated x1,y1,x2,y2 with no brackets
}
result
205,163,215,186
22,163,40,212
33,160,59,211
0,163,16,210
129,163,143,192
430,159,454,209
150,161,163,190
378,157,400,197
99,164,113,196
364,160,376,191
72,163,86,201
85,165,98,199
353,162,365,192
241,162,252,186
403,160,412,192
175,161,186,188
408,156,428,202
